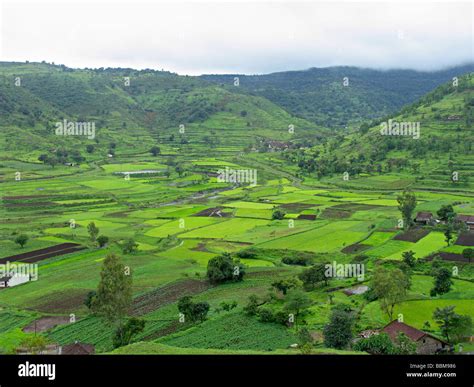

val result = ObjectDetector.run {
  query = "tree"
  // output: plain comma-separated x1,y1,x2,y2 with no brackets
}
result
402,250,416,267
87,222,99,242
444,227,453,246
437,204,455,222
433,306,472,344
430,268,453,296
14,234,28,248
462,248,474,263
97,235,109,248
371,267,409,320
206,253,244,284
113,318,146,348
86,144,95,153
298,263,329,289
272,209,286,220
284,289,312,329
150,146,161,156
121,239,138,254
271,278,298,295
19,336,49,354
323,308,354,349
397,190,417,230
84,290,97,310
353,333,395,354
178,296,210,323
243,294,259,316
92,253,132,324
394,332,417,354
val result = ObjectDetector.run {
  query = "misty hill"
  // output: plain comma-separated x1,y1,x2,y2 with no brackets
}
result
201,64,474,128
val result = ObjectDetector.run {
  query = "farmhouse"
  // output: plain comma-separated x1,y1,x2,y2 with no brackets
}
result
457,214,474,230
381,320,450,354
414,211,434,225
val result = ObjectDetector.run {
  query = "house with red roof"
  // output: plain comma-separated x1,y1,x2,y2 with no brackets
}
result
381,320,450,354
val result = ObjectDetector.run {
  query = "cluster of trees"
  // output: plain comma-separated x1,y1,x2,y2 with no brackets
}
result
38,148,85,167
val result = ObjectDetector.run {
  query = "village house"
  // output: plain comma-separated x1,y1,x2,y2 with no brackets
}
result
457,214,474,230
381,321,450,354
414,211,434,225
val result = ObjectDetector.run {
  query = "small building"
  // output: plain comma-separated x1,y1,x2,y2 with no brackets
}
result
457,214,474,230
61,341,95,355
381,320,450,355
414,211,434,225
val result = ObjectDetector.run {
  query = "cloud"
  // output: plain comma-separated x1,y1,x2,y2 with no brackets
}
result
1,1,472,74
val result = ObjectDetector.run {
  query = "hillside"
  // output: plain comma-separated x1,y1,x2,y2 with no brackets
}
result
285,72,474,192
0,62,325,160
202,64,474,128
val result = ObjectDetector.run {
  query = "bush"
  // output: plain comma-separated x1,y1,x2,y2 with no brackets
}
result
258,308,275,323
206,253,244,284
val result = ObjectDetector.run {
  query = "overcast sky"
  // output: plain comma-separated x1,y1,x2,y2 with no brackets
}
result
0,0,472,75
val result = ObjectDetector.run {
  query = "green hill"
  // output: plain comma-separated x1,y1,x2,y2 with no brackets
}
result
286,72,474,192
202,65,474,128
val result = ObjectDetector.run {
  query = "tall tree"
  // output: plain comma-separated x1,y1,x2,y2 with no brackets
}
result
87,222,99,242
397,190,417,230
371,267,409,320
92,253,132,324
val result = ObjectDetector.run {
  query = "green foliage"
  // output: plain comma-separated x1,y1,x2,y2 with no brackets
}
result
92,253,133,323
206,253,244,284
178,296,210,323
433,305,473,344
430,268,453,296
402,250,416,267
87,222,99,242
353,333,395,354
397,190,417,230
371,266,409,320
298,263,329,290
97,235,109,248
271,209,286,220
113,318,146,349
323,308,354,349
14,234,28,248
271,277,298,295
121,239,138,254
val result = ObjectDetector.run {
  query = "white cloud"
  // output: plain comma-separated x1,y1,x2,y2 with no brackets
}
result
1,0,472,74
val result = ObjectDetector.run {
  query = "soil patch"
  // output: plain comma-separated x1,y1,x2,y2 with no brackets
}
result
23,316,71,333
193,207,232,217
132,279,212,316
0,243,84,264
455,232,474,246
297,214,317,220
394,228,430,243
341,243,371,254
34,290,89,313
